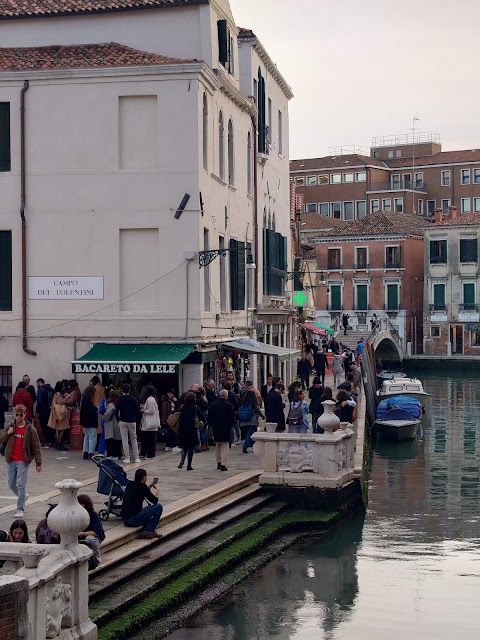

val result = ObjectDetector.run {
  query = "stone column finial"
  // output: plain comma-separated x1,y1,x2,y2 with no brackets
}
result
47,480,89,548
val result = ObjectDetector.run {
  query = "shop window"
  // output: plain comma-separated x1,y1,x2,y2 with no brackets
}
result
471,331,480,347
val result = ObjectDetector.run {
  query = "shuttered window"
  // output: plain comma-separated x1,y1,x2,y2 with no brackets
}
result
433,283,446,310
356,285,368,310
0,231,12,310
0,103,11,172
386,284,399,310
460,239,478,263
330,285,341,311
263,229,287,296
229,239,245,310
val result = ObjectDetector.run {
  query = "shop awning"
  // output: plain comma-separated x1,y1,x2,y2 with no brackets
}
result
72,343,195,374
302,322,327,336
220,337,300,362
313,322,335,335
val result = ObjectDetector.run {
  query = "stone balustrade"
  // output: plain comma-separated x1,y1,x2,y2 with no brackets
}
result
0,479,97,640
252,422,356,489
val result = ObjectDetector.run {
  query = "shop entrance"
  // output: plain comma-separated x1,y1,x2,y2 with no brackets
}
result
449,325,463,354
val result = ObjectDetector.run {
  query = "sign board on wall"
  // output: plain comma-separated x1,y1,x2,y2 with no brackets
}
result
72,363,177,374
459,313,480,322
29,277,104,300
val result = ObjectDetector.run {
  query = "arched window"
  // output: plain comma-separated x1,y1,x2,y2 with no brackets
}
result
202,93,208,170
247,131,253,195
218,111,224,180
227,119,234,186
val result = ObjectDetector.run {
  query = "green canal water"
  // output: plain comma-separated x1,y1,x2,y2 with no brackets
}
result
167,371,480,639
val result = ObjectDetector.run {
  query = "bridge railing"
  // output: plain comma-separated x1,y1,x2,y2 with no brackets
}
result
367,315,403,355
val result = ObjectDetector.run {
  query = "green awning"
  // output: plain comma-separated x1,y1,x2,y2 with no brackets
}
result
72,343,195,374
312,322,335,335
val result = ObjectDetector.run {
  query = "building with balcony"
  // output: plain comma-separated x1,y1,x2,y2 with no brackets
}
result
423,208,480,356
311,211,426,351
290,132,480,221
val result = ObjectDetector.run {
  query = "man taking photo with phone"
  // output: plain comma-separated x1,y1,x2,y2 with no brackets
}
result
120,468,163,539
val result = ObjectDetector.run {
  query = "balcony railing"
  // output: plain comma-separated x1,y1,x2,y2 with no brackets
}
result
353,263,369,270
459,303,479,311
384,304,401,311
369,181,426,192
429,304,447,313
353,305,370,311
429,256,447,265
384,260,402,269
327,304,343,311
327,263,343,270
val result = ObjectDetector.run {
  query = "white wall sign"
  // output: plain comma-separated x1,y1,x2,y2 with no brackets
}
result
459,313,480,322
430,315,447,322
29,277,104,300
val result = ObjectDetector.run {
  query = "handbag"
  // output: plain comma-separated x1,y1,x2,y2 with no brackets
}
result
194,408,204,430
167,411,181,431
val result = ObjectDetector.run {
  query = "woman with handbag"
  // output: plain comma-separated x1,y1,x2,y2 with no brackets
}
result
178,392,199,471
140,386,160,459
47,381,71,451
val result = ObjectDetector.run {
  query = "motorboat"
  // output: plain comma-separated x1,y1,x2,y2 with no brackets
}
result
377,377,430,400
376,370,407,383
375,395,422,441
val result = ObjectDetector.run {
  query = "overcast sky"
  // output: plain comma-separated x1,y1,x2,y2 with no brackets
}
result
230,0,480,160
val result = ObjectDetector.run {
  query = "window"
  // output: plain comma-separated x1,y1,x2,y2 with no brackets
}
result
382,198,391,211
0,103,10,172
343,201,354,220
295,176,304,186
474,197,480,212
219,236,227,311
319,203,329,215
395,150,401,158
0,231,12,310
418,199,424,216
403,173,411,189
414,172,423,187
355,171,366,182
0,366,12,410
319,175,329,185
227,119,234,186
386,284,399,310
463,282,476,310
460,238,478,263
461,169,471,185
441,170,451,186
356,200,366,218
373,150,379,158
330,174,341,184
441,199,451,213
328,248,341,269
305,203,317,213
461,198,471,214
217,20,234,73
331,202,341,218
430,240,447,264
202,93,208,170
247,131,253,195
263,230,287,296
387,150,394,158
343,173,354,183
474,168,480,184
330,285,342,311
203,228,210,312
371,199,380,213
257,69,266,153
391,174,400,189
218,112,224,180
253,78,258,103
430,326,440,338
471,331,480,347
394,198,404,212
427,200,436,217
229,239,245,310
267,98,272,143
278,110,283,155
385,246,401,268
432,283,446,310
355,247,368,268
306,176,317,186
356,285,368,311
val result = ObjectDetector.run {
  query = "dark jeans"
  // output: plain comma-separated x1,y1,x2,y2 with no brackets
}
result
105,438,122,458
300,373,309,390
317,368,325,385
180,448,194,468
123,503,163,533
141,431,157,458
242,425,257,451
163,426,176,449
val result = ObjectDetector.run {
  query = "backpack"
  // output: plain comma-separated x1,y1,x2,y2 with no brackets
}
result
287,402,304,425
46,389,54,409
239,403,255,422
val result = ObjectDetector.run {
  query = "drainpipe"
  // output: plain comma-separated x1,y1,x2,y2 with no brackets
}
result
251,116,259,309
20,80,36,357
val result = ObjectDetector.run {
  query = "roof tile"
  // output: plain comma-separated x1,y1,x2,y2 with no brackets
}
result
311,210,426,239
387,149,480,167
426,212,480,227
301,213,348,230
290,154,388,171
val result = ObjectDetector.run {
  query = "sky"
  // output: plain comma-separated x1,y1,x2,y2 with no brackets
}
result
229,0,480,160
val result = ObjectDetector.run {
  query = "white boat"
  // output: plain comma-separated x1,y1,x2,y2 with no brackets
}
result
377,377,430,399
375,408,421,441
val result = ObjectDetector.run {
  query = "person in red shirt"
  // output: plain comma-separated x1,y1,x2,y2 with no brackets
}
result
12,382,34,420
0,404,42,517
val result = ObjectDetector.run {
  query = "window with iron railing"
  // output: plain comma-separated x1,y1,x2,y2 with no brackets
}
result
430,240,447,264
263,229,287,297
385,246,401,268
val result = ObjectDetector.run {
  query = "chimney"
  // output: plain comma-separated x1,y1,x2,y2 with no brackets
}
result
434,208,443,224
448,205,458,220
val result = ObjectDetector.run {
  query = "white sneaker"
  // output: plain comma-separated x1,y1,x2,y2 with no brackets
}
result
134,458,141,463
172,447,182,453
123,458,131,464
164,447,173,452
14,510,24,518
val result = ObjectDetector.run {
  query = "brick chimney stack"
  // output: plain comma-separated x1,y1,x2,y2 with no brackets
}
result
448,205,458,220
434,207,443,224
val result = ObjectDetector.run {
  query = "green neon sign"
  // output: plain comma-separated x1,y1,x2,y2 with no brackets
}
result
293,290,308,306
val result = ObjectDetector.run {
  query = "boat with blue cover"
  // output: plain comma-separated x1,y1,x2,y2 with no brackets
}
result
375,395,422,441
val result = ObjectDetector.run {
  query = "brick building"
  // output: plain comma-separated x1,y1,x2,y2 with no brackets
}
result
423,207,480,356
290,132,480,221
312,211,426,351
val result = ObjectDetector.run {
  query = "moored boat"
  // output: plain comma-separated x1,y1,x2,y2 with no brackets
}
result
375,395,422,441
377,377,430,401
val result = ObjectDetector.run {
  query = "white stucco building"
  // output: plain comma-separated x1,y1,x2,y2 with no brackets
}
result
0,0,296,397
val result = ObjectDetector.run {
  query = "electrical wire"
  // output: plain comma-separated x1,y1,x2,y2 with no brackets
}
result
27,259,189,336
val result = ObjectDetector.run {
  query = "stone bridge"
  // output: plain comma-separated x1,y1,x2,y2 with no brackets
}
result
368,316,403,363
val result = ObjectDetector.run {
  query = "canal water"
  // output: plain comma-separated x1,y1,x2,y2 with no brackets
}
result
167,371,480,639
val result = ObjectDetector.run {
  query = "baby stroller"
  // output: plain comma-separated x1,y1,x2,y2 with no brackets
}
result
92,455,129,521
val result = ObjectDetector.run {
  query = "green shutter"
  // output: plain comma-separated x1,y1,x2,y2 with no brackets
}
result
0,103,11,172
357,285,368,310
217,21,228,65
433,284,445,309
331,285,341,310
0,231,12,310
237,241,245,310
463,283,475,306
387,284,398,310
229,239,238,308
460,239,478,263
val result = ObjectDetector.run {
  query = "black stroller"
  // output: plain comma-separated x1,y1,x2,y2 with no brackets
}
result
92,455,129,521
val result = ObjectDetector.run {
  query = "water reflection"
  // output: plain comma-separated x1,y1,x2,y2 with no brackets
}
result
166,373,480,640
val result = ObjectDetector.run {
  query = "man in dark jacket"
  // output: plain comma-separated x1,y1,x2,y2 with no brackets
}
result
208,390,235,471
115,384,140,464
121,468,163,539
36,379,54,447
265,383,286,432
314,349,329,385
297,354,311,391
